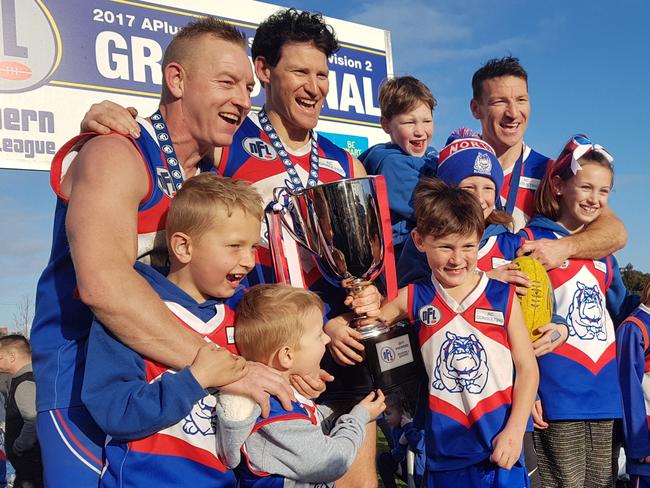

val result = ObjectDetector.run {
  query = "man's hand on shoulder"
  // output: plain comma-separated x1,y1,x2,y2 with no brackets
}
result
80,100,140,138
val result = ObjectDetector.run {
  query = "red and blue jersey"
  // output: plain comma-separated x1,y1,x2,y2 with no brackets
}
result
408,273,517,470
82,262,242,487
31,118,213,413
219,113,354,318
520,215,628,420
500,144,551,232
616,304,650,477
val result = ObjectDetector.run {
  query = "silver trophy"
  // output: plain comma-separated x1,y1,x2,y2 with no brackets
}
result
271,177,390,338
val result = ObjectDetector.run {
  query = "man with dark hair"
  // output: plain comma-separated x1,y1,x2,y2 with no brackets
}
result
31,16,293,487
0,335,42,488
470,55,627,488
470,55,626,263
217,9,379,488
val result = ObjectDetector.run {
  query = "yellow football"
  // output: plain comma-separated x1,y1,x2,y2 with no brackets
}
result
512,255,553,341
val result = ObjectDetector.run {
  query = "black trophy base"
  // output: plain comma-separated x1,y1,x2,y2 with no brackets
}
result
363,322,424,394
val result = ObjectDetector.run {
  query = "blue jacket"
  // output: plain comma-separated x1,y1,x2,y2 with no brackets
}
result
360,143,437,248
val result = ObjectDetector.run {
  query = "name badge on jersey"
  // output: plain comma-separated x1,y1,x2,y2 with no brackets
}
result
474,309,505,326
594,260,607,274
519,176,541,190
318,157,346,177
242,137,278,161
492,257,511,269
226,326,236,345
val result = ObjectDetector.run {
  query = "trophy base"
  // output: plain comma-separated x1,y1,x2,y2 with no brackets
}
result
361,321,425,394
355,321,391,339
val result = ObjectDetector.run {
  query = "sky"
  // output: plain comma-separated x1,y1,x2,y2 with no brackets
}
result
0,0,649,328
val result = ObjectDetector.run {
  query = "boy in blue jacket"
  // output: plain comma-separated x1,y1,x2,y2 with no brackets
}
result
81,174,283,487
359,76,437,261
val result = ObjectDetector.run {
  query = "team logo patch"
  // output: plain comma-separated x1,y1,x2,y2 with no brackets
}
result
432,332,489,394
567,281,606,341
418,305,441,326
156,167,176,198
243,137,277,160
0,0,61,93
473,152,492,175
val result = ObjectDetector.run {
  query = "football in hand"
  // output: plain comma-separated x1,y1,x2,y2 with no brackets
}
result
512,255,553,341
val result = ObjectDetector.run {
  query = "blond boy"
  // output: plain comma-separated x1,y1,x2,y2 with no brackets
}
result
230,285,385,487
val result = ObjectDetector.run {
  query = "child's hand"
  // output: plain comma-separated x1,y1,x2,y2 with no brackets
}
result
324,316,365,365
640,456,650,463
533,323,568,357
358,389,385,420
532,399,548,429
190,343,247,389
344,283,382,325
486,264,531,296
400,413,413,428
490,426,523,470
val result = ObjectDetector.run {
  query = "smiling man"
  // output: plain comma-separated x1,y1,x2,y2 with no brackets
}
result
217,10,378,488
470,56,626,266
30,18,296,487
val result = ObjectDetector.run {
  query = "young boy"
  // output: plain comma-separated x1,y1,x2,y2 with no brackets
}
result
617,280,650,487
81,174,266,487
359,76,438,260
377,178,539,486
231,284,386,487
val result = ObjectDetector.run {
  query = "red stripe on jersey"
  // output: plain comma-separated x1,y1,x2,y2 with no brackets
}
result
130,433,228,472
428,386,513,428
554,341,616,375
549,260,608,290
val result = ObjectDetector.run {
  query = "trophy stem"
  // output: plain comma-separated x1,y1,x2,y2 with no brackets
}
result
348,278,392,339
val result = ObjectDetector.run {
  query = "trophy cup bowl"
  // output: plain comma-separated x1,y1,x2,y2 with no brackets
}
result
273,177,390,338
272,176,425,394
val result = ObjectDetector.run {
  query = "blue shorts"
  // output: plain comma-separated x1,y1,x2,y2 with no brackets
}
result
37,406,105,487
426,460,529,488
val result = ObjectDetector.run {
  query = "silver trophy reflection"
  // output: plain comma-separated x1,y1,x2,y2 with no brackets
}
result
271,176,390,338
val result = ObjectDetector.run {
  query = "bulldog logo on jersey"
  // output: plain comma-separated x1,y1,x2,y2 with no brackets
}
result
432,332,489,394
567,281,606,340
182,396,217,436
243,137,278,161
473,152,492,175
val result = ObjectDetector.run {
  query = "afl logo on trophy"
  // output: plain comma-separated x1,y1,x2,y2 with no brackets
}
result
0,0,61,93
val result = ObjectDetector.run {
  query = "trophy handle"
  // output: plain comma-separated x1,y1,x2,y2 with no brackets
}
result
272,187,311,251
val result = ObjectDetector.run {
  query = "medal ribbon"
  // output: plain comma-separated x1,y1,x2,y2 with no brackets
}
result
258,108,320,191
150,110,184,195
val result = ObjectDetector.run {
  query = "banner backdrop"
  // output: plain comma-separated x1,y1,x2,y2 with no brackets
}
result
0,0,392,170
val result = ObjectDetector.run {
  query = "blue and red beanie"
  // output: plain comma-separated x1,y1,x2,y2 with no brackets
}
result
436,128,504,199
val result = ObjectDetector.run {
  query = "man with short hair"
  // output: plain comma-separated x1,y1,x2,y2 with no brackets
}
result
0,335,42,488
31,17,293,487
470,56,627,262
